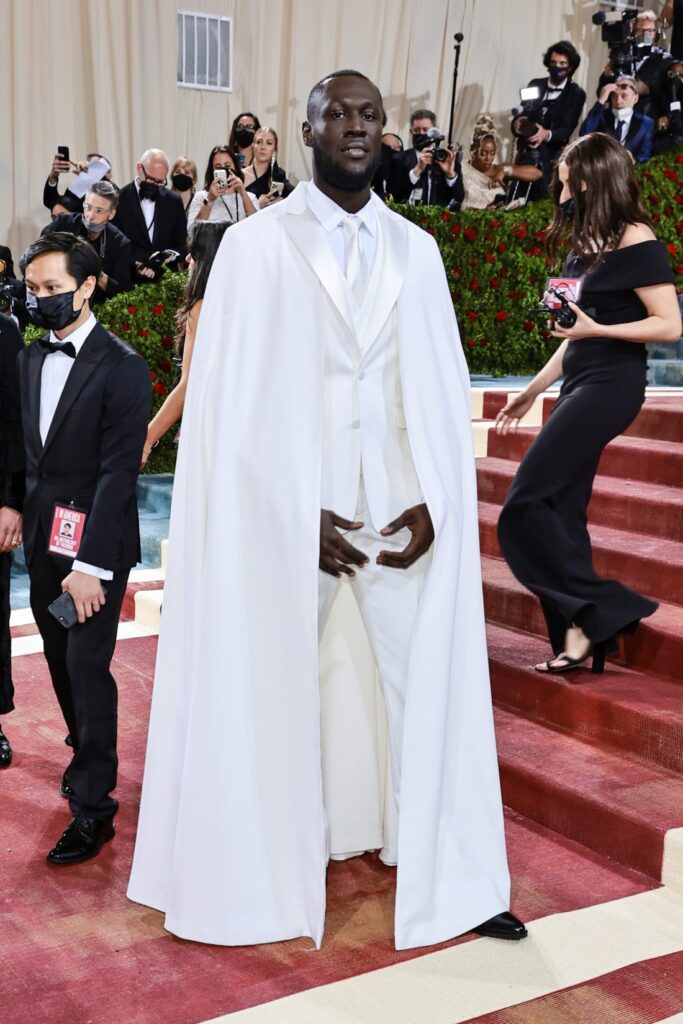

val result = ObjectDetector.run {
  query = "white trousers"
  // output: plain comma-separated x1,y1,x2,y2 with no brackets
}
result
318,479,432,865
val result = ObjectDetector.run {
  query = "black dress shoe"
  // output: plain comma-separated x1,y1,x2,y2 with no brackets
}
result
46,815,115,865
473,911,528,940
60,771,75,800
0,726,12,768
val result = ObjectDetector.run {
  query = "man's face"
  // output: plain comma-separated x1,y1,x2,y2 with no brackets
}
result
304,75,384,192
382,133,403,152
410,117,435,142
613,80,638,110
24,251,82,301
548,51,571,80
637,18,657,45
82,192,116,226
137,156,169,187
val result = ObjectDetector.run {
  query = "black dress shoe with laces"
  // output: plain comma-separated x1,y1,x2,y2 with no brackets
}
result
60,771,75,800
473,911,527,940
47,815,115,865
0,726,12,767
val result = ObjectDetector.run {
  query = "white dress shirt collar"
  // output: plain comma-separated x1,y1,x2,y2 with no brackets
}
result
48,311,97,354
307,180,377,240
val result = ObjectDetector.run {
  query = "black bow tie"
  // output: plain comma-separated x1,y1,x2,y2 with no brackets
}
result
38,338,77,358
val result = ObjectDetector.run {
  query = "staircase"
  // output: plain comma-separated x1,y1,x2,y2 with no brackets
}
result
475,389,683,890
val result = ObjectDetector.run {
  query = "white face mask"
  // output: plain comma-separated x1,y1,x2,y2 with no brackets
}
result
640,29,656,45
615,106,633,121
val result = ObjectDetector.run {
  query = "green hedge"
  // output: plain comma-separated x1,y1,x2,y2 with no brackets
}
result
22,146,683,471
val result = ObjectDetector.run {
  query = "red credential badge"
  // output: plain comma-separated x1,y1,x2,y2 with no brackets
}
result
48,503,88,558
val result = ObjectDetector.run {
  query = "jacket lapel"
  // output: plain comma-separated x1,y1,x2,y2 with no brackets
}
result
127,185,152,246
27,341,47,455
358,197,408,355
40,324,109,459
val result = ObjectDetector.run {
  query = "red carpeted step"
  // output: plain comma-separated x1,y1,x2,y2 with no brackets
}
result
494,705,683,878
482,554,683,682
478,502,683,607
487,622,683,774
624,400,683,443
477,457,683,543
120,579,164,621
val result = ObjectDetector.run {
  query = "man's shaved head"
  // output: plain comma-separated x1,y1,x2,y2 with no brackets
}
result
307,70,385,122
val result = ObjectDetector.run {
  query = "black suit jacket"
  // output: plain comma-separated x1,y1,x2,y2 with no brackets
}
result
0,313,24,512
41,214,132,302
113,182,187,269
525,76,586,180
17,321,150,571
389,148,464,207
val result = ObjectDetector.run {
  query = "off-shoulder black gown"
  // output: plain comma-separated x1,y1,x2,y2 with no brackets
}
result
498,239,674,655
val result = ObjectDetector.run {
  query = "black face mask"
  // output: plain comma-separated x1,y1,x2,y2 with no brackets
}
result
548,65,569,84
234,127,255,148
560,191,586,220
26,290,83,331
139,180,159,201
171,172,194,191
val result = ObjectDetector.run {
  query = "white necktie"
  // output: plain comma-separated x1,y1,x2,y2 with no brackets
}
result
342,216,366,305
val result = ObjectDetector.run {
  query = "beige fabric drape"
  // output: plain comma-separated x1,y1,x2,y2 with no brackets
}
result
0,1,662,256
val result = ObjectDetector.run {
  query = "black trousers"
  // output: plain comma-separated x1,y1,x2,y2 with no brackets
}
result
498,359,658,653
29,533,130,819
0,551,13,715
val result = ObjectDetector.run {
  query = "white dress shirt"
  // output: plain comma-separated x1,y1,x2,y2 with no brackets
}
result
306,180,378,273
135,178,156,241
40,312,113,581
614,108,634,143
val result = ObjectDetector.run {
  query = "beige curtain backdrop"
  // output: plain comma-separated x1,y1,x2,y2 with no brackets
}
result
0,0,668,255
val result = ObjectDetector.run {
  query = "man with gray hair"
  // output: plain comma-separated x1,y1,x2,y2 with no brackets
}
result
113,148,187,283
42,181,133,301
580,75,654,162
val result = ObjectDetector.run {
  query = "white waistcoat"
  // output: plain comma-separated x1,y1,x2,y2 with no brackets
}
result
321,227,422,530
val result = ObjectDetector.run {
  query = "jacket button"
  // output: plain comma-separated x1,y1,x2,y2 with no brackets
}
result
351,419,360,429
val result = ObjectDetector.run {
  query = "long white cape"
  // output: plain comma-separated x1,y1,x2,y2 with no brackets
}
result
127,184,510,950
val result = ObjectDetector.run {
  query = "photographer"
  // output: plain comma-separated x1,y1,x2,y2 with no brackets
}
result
580,77,654,162
389,109,463,208
653,59,683,151
513,41,586,194
43,151,114,214
597,10,672,119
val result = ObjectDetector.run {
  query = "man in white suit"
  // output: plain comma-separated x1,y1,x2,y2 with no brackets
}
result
128,70,526,950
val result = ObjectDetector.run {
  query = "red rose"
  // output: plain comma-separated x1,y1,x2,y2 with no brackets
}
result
485,233,494,242
668,243,678,255
664,168,677,181
523,320,534,332
484,253,495,263
665,206,674,217
464,226,477,242
495,310,508,322
120,323,130,332
649,194,660,205
489,278,500,289
151,304,165,315
153,382,166,395
426,227,435,236
514,228,527,241
675,193,683,205
149,370,157,381
531,245,543,256
535,229,546,242
158,358,172,372
467,311,478,322
127,305,137,314
161,335,174,349
652,213,661,223
451,223,462,236
676,154,683,163
675,264,683,275
450,290,460,300
138,328,150,337
466,339,476,349
479,338,489,347
497,242,506,253
469,278,481,292
489,218,501,229
451,268,462,278
499,268,508,277
441,211,452,222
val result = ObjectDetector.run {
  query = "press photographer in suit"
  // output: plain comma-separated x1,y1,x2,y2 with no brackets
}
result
18,232,150,864
390,109,464,207
0,313,24,767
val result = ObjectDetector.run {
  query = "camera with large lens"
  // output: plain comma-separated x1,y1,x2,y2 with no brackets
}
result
413,128,449,163
592,7,641,79
511,85,544,142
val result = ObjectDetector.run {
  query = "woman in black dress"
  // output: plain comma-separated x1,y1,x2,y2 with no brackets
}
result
497,133,681,674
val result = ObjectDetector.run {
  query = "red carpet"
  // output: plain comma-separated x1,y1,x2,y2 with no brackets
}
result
478,392,683,880
0,638,655,1024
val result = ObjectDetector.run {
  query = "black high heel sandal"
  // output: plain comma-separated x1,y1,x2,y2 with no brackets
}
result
536,641,607,675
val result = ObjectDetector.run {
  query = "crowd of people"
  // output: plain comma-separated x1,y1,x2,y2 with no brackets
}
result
0,6,682,960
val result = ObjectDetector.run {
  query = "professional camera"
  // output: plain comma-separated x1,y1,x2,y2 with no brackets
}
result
0,259,25,318
592,7,642,79
511,85,544,140
413,128,450,163
657,66,683,138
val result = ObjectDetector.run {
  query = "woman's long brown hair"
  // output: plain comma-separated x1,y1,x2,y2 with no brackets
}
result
546,132,652,269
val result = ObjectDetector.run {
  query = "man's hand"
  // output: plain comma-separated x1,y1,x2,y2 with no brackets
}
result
527,124,550,147
134,260,156,280
415,148,434,175
436,147,457,178
61,570,106,624
598,82,617,105
319,510,368,578
0,507,22,553
50,154,72,179
377,503,434,569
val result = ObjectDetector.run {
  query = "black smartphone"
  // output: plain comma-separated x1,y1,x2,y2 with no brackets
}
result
47,585,108,630
57,145,70,163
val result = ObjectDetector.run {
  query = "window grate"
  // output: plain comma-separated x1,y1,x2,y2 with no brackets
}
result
177,11,232,92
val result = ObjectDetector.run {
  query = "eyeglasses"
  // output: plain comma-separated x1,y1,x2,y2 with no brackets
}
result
239,123,256,131
140,163,167,186
83,202,112,216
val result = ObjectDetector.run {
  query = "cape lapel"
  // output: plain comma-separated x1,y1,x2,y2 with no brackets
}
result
27,341,48,456
281,190,357,340
40,324,109,459
358,198,408,354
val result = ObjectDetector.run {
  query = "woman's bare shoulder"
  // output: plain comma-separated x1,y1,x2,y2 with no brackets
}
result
618,222,657,248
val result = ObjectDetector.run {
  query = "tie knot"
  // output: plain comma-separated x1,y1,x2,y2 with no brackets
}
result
343,215,362,238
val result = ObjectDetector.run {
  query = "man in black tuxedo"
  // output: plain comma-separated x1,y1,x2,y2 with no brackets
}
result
113,149,187,283
0,313,25,767
389,109,464,207
42,181,132,302
18,232,150,864
514,41,586,192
